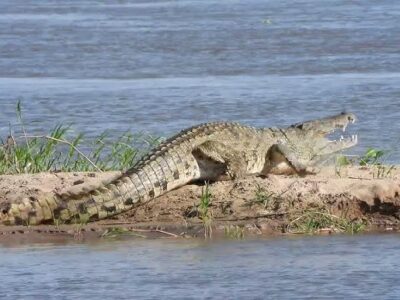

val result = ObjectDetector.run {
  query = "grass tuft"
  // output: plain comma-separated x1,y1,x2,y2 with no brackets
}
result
198,182,213,238
335,155,351,177
335,147,396,179
252,183,277,208
359,148,395,178
224,225,244,239
101,227,146,239
287,208,366,235
0,102,161,174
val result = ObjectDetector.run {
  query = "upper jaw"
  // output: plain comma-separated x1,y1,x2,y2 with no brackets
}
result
329,112,357,134
304,112,357,142
326,113,357,144
290,112,358,149
291,112,357,135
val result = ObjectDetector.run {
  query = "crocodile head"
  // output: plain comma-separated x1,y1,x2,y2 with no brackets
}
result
281,112,358,172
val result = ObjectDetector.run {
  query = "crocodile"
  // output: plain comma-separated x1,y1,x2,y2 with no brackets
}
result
0,112,357,225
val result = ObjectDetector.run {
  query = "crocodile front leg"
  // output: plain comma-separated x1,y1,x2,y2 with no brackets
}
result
263,143,317,176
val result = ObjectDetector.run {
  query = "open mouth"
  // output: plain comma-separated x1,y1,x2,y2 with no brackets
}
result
329,115,357,145
291,112,358,147
338,134,358,144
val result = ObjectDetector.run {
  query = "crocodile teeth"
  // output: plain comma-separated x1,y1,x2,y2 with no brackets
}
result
342,124,347,132
337,134,357,143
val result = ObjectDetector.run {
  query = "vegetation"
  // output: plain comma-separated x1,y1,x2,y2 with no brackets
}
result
246,183,288,211
198,182,213,238
334,155,351,177
287,207,366,235
251,183,277,208
359,148,395,178
224,225,244,239
0,102,161,175
101,227,146,239
335,147,395,178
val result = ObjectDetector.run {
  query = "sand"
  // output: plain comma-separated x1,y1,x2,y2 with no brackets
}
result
0,165,399,244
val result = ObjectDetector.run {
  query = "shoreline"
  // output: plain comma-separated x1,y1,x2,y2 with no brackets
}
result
0,165,399,244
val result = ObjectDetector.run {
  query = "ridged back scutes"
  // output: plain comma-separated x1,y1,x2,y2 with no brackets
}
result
124,121,256,175
56,173,121,201
55,122,256,201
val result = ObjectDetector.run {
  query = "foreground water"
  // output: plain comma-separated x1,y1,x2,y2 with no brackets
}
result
0,0,400,160
0,234,399,299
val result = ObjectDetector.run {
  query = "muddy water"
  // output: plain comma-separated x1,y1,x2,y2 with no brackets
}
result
0,0,400,160
0,234,399,299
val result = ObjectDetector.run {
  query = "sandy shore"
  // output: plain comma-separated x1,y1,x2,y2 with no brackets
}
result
0,165,399,244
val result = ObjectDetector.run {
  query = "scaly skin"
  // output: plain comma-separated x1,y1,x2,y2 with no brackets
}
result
0,113,357,225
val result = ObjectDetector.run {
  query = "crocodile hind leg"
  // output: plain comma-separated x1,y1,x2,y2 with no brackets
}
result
192,141,248,180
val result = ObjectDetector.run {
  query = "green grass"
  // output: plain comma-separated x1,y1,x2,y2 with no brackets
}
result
198,182,213,238
224,225,244,239
335,147,396,179
287,208,366,235
334,155,351,177
101,227,146,239
359,148,395,178
251,183,276,208
245,183,287,210
0,102,161,175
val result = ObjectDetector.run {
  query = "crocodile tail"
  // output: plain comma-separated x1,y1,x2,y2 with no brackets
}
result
1,152,199,225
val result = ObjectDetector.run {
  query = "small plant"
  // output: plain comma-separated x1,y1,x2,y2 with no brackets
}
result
287,208,366,235
246,183,277,209
359,148,395,178
344,221,366,235
224,225,244,239
198,182,213,238
359,148,386,166
375,164,395,178
335,155,351,177
72,223,85,240
101,227,145,239
253,184,275,208
52,217,65,230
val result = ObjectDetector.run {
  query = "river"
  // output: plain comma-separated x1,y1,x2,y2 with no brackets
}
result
0,1,399,298
0,0,399,160
1,235,400,299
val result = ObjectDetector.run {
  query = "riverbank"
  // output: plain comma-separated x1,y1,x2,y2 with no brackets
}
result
0,165,399,244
